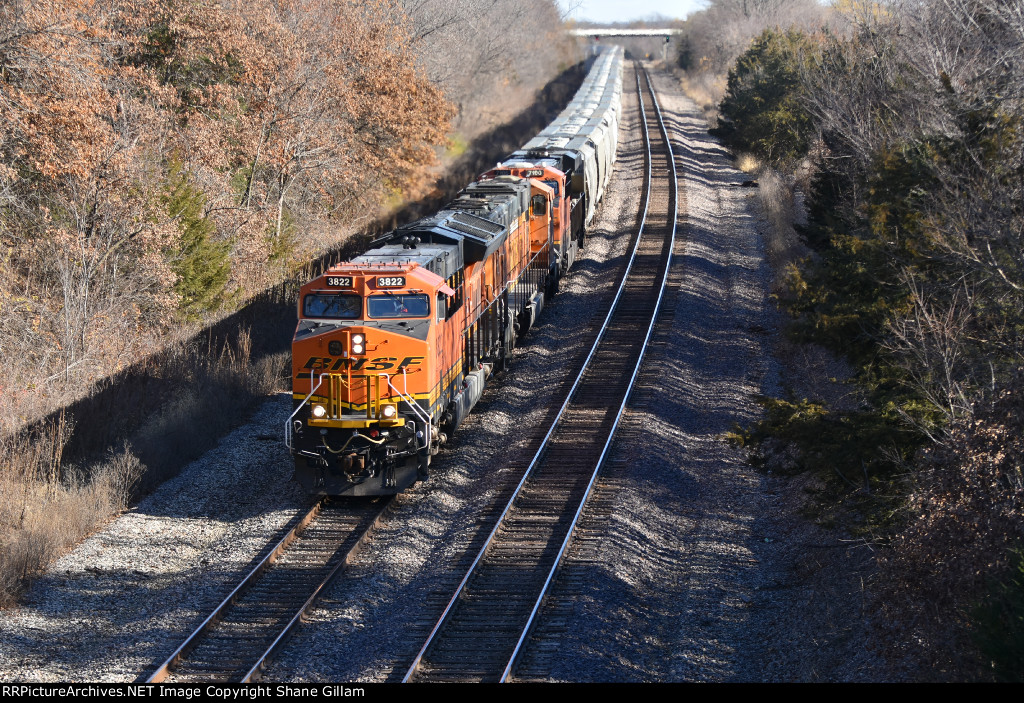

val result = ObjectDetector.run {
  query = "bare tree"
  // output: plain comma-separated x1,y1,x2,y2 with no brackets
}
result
399,0,572,129
680,0,824,74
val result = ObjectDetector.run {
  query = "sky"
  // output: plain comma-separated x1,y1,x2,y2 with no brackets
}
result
558,0,707,24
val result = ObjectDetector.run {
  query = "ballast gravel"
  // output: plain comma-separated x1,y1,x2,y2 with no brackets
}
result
0,400,306,682
0,64,889,683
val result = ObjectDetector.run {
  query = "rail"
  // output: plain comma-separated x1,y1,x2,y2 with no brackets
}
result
502,67,678,682
401,64,678,683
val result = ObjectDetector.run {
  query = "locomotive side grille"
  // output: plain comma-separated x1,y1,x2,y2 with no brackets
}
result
448,212,504,237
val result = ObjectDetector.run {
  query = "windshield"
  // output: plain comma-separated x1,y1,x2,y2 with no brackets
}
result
303,293,361,319
367,293,430,319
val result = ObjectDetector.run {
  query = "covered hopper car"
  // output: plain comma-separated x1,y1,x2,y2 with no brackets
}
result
286,47,624,496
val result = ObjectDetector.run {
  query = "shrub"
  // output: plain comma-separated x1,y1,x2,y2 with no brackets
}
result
975,549,1024,682
712,28,818,167
162,159,232,322
876,383,1024,679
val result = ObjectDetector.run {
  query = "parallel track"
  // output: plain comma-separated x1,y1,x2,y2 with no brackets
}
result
145,497,391,682
402,65,678,683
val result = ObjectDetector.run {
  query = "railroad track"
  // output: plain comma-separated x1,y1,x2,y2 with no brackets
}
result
144,497,391,683
402,65,678,683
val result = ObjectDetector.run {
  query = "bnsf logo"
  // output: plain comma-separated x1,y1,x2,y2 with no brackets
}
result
296,356,424,377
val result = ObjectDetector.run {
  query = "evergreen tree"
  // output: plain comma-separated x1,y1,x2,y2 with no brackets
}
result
713,28,817,167
162,159,231,321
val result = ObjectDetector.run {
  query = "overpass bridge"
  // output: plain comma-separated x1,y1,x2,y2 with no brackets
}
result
569,27,681,61
569,28,681,37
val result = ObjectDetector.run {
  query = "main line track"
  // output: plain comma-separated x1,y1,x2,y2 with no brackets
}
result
402,65,678,683
144,497,391,683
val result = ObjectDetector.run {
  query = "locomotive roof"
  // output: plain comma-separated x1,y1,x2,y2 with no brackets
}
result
500,149,582,175
353,243,462,282
373,204,514,271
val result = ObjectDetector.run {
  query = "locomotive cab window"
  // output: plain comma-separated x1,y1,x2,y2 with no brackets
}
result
531,194,547,217
436,293,447,322
367,293,430,319
303,293,361,319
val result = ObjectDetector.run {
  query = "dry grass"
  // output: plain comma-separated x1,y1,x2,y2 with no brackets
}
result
0,328,287,607
0,418,142,606
749,164,809,293
117,328,288,495
736,153,761,174
678,69,727,130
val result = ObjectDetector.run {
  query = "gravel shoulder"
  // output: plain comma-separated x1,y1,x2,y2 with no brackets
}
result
0,65,888,683
0,399,306,682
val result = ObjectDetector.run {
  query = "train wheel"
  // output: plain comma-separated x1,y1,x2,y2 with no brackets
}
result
498,310,516,372
546,268,560,298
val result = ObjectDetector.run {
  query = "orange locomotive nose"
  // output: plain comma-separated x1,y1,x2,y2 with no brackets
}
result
288,262,444,496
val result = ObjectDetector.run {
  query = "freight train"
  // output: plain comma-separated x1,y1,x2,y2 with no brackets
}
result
286,47,624,496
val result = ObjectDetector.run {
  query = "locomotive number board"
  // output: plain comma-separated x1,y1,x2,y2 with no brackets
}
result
376,276,406,288
325,276,353,287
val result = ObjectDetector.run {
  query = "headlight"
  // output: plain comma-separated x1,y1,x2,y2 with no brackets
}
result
352,343,364,354
381,404,397,419
352,334,364,345
311,404,327,418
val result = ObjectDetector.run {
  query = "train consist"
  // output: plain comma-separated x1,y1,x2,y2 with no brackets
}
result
286,47,625,496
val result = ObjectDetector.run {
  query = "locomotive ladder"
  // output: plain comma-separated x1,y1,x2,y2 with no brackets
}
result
403,65,678,683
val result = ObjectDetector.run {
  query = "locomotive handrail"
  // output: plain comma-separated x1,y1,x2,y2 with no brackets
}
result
286,367,432,454
383,372,432,455
284,369,325,451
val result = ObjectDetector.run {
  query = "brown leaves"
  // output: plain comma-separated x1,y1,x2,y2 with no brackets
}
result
876,376,1024,678
0,0,454,429
0,0,118,181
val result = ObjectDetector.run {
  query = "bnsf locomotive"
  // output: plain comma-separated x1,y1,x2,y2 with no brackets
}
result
286,47,624,495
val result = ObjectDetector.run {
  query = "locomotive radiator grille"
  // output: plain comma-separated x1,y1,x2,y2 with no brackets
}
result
309,373,406,428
